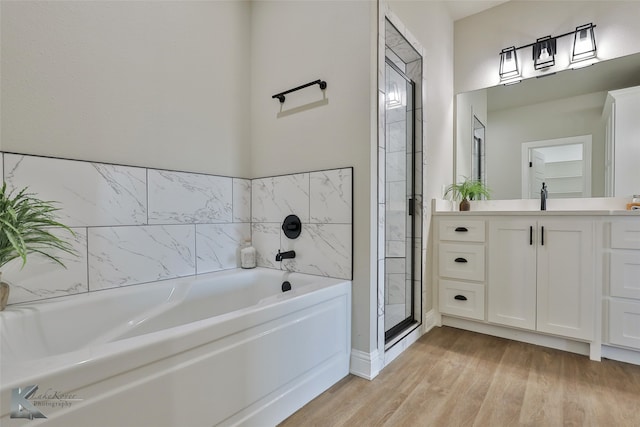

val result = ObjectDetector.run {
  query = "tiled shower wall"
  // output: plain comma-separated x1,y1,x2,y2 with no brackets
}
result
251,169,353,279
0,152,352,305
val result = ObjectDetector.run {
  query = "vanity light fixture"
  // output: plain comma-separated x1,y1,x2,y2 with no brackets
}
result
498,23,597,80
571,23,597,64
533,36,556,70
499,46,521,82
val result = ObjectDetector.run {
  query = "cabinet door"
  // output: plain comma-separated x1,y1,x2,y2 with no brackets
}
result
488,219,537,330
536,220,594,340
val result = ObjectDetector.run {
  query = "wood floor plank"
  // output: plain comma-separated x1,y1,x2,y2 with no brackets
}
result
473,340,533,426
422,331,506,426
278,327,640,427
519,346,565,426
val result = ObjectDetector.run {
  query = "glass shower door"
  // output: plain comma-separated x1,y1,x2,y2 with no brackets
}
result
384,59,416,341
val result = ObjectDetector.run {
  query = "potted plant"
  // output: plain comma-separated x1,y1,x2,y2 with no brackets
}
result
0,183,77,311
444,178,491,211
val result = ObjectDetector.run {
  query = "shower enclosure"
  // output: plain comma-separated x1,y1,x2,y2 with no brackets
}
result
383,20,423,345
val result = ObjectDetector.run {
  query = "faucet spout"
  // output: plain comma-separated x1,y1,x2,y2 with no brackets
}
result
541,182,548,211
275,250,296,262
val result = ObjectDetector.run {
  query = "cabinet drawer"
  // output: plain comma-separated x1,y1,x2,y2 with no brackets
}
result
609,298,640,349
611,221,640,249
439,220,485,242
610,252,640,299
439,279,485,320
439,243,485,281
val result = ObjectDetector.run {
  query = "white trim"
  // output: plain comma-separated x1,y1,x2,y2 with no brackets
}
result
424,309,438,332
521,135,592,199
377,0,428,378
350,349,383,380
383,310,436,366
442,316,591,357
602,344,640,366
385,325,422,366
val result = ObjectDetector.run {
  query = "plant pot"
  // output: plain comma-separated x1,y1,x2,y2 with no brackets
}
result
0,272,8,311
459,199,471,211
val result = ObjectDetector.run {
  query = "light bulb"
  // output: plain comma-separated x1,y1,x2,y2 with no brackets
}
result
539,47,550,61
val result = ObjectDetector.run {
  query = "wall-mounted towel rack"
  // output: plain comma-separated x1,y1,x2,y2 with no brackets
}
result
272,79,327,103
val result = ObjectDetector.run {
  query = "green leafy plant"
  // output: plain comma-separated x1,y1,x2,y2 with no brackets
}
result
445,178,491,202
0,182,76,270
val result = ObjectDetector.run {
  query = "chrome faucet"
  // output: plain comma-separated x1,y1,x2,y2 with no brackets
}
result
541,182,548,211
275,250,296,261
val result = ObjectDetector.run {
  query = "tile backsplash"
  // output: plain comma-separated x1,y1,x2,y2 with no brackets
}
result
0,152,352,305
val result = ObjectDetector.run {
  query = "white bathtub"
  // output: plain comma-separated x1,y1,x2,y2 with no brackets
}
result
0,268,351,426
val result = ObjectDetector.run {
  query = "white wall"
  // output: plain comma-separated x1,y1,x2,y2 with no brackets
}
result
249,1,377,353
455,1,640,93
1,1,252,177
386,0,455,314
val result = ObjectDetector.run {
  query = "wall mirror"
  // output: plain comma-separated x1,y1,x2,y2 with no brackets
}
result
455,52,640,200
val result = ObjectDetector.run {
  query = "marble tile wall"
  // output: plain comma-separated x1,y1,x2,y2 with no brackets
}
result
251,168,353,280
1,153,251,305
1,153,352,305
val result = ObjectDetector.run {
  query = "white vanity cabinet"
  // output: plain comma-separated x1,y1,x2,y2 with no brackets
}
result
606,219,640,350
487,217,595,341
436,219,486,321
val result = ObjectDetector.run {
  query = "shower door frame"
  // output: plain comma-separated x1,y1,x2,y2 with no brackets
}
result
383,57,418,344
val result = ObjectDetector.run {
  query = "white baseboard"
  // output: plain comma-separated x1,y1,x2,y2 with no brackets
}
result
351,310,439,380
350,348,383,380
602,345,640,366
424,309,437,332
442,316,591,357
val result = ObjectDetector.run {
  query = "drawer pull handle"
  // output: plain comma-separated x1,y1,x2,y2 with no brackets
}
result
454,295,467,301
454,227,468,232
454,257,468,263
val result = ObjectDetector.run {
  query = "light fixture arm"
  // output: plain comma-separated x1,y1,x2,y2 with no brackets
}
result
507,24,596,54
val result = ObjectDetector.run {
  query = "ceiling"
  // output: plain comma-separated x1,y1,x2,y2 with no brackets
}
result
445,0,510,21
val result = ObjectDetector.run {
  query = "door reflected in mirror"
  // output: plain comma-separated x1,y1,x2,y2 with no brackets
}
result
521,136,591,199
472,116,486,192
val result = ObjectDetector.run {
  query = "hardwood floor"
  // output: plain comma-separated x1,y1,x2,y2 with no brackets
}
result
279,326,640,426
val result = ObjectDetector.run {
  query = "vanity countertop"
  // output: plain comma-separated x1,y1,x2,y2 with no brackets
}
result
433,209,640,217
432,197,640,216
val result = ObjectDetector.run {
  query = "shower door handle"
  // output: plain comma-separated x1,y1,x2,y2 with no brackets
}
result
408,198,414,216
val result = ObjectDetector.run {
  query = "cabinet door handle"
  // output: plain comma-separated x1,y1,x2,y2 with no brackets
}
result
454,257,468,263
454,227,468,232
454,295,467,301
541,226,545,246
530,226,533,245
